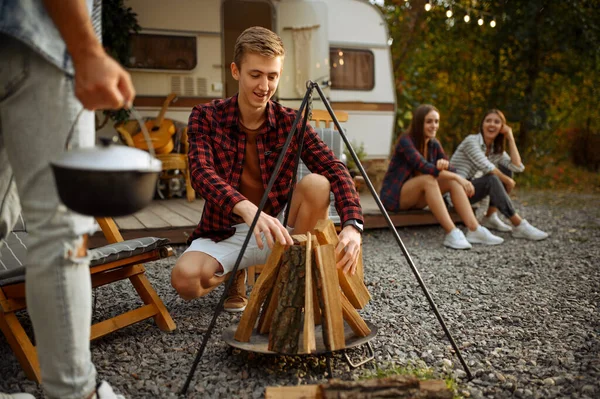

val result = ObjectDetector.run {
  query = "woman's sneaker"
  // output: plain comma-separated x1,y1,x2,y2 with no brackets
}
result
466,225,504,245
481,212,512,232
512,219,549,241
443,228,472,250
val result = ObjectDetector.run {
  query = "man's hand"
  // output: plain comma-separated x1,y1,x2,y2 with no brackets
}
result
233,200,293,250
436,159,450,171
72,47,135,110
335,225,362,275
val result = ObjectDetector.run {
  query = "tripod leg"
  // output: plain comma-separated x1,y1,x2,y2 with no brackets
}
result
312,82,473,380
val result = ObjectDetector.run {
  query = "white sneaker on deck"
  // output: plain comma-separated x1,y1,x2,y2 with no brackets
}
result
443,228,472,250
466,225,504,245
0,393,36,399
481,212,513,232
512,219,549,241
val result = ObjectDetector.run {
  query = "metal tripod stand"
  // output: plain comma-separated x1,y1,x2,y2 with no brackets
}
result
180,81,472,395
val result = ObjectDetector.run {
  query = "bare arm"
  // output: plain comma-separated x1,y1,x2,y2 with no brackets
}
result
42,0,135,109
501,125,522,167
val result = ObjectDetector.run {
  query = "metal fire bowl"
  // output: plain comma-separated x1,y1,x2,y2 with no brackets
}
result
222,321,377,355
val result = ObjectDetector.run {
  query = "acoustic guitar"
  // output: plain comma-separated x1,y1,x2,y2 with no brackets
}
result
132,93,178,154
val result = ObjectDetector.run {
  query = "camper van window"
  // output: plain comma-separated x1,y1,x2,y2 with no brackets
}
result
329,48,374,91
127,34,197,71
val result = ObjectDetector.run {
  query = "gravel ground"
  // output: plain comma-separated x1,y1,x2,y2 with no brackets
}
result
1,189,598,398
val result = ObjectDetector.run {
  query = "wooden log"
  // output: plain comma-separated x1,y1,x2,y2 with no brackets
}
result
301,232,317,354
340,292,371,337
313,219,371,309
314,244,345,351
265,385,322,399
268,245,306,354
322,376,453,399
235,242,286,342
312,276,322,326
256,277,281,334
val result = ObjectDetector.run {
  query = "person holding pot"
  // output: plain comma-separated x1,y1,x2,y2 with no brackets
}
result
0,1,133,398
450,109,548,240
170,26,363,312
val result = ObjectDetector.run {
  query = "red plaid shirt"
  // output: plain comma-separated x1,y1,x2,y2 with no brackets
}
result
187,95,362,243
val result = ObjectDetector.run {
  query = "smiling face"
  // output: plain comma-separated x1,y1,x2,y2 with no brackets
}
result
231,53,282,112
481,112,504,142
423,110,440,140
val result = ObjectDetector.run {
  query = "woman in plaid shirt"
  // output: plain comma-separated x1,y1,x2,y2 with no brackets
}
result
380,105,503,249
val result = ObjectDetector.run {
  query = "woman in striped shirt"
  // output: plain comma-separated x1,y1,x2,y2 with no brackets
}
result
450,109,548,240
380,104,503,249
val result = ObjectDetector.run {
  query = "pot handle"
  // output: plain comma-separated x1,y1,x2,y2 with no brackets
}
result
65,107,157,162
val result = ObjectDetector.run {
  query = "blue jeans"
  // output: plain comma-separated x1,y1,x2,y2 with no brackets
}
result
0,34,98,398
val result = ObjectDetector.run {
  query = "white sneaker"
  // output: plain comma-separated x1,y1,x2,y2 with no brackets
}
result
93,381,126,399
0,393,36,399
512,219,549,241
443,228,472,250
466,225,504,245
481,212,512,232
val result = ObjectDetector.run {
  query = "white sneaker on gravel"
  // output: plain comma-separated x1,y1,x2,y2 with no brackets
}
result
93,381,125,399
443,228,472,250
0,393,36,399
512,219,549,241
481,212,512,232
466,225,504,245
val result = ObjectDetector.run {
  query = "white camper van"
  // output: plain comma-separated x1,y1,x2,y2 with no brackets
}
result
121,0,396,160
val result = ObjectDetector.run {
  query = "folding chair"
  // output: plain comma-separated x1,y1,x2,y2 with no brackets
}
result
0,216,176,382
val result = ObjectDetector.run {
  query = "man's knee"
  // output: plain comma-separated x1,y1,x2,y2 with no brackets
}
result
297,174,330,203
171,262,201,300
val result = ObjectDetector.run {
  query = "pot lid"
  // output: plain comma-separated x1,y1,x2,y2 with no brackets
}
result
52,139,162,172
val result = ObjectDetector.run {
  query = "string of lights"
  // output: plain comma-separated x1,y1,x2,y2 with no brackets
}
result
416,0,498,28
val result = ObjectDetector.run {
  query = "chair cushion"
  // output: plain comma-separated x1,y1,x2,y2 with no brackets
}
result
0,236,170,287
89,237,170,266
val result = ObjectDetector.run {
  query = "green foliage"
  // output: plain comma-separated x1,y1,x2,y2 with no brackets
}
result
379,0,600,172
101,0,140,124
344,141,368,171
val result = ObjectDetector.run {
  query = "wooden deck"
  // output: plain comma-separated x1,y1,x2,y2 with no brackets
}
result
89,193,461,248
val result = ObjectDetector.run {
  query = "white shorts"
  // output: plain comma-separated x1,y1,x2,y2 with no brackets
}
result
184,221,293,276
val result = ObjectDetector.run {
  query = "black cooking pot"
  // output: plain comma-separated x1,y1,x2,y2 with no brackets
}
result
51,109,162,217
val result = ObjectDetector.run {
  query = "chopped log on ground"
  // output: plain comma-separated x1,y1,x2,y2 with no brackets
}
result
268,245,306,354
314,244,345,351
235,242,286,342
264,376,453,399
322,375,453,399
313,219,371,309
301,232,317,354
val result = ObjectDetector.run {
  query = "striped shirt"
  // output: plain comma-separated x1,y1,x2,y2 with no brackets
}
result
450,134,525,180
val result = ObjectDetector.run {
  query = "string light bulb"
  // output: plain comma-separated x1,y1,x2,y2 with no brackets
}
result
478,17,484,26
490,18,496,28
425,1,431,11
446,8,453,18
464,13,470,23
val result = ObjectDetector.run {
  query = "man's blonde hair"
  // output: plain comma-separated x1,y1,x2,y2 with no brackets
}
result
233,26,285,69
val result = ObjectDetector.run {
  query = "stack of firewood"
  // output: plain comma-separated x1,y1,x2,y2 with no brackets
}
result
234,219,372,354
